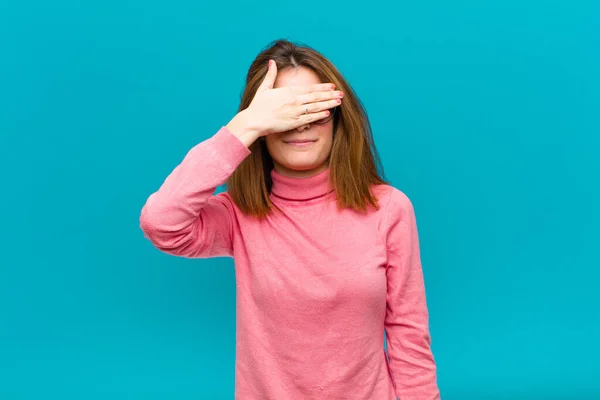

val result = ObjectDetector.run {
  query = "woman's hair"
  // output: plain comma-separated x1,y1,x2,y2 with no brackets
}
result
226,39,388,218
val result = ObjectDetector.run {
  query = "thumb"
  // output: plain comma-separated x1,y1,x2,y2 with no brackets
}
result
257,59,277,92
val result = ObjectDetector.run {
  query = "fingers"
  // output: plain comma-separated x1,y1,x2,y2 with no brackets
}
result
298,110,331,124
297,89,343,105
292,83,337,94
257,59,278,92
300,98,341,116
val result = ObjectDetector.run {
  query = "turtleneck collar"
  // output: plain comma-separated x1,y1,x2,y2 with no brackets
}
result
270,167,335,201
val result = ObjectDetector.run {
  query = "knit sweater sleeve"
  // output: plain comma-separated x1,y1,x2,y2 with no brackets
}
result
383,187,440,399
139,126,251,258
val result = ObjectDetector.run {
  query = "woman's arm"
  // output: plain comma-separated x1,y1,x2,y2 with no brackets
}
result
139,125,252,258
139,58,343,258
383,187,440,399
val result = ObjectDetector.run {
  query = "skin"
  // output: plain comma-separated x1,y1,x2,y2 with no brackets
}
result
265,67,336,179
226,61,342,178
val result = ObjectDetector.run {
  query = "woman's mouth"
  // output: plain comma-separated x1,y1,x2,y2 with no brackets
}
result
284,139,317,147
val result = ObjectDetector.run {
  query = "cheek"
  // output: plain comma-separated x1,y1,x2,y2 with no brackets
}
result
318,128,334,148
314,124,333,140
264,137,283,157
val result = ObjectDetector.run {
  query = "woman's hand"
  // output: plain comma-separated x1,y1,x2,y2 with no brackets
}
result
247,59,343,136
226,60,343,147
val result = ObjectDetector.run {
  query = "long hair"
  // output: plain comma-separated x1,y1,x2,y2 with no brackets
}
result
226,39,388,218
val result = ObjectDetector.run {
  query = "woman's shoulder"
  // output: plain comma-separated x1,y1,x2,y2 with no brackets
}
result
366,184,417,250
371,183,413,208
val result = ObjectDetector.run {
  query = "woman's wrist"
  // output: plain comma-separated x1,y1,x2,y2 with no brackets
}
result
226,110,262,148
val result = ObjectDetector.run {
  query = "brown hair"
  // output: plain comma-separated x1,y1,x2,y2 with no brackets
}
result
226,39,388,218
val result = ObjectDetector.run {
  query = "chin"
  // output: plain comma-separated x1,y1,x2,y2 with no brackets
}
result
279,157,323,170
275,158,329,176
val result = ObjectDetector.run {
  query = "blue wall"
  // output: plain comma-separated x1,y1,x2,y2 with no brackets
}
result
1,1,598,398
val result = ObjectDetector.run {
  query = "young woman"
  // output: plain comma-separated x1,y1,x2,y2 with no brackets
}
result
140,39,440,400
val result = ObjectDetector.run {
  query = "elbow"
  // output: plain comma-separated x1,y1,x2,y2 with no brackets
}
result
139,204,160,239
139,205,178,249
139,205,202,257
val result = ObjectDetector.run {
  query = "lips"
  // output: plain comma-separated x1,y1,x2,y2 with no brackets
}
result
284,139,317,143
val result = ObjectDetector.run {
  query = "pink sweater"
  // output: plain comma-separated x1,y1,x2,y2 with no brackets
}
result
139,126,440,400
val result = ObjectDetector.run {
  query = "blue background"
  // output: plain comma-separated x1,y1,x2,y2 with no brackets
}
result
1,0,598,398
